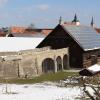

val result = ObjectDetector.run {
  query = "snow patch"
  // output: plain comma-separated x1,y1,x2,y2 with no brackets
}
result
0,83,83,100
88,64,100,72
0,37,44,52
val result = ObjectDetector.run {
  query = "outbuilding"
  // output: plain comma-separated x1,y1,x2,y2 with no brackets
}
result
37,24,100,68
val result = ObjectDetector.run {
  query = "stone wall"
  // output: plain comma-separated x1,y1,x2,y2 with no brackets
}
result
0,60,19,78
0,47,69,78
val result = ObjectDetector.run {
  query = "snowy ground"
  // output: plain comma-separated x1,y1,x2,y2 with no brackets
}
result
0,82,84,100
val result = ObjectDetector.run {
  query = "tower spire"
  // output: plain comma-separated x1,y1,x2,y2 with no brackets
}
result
72,13,80,25
72,13,79,22
91,16,95,27
59,16,62,24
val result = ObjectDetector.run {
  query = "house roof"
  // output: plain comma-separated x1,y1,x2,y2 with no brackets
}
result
11,26,26,34
41,29,53,35
0,37,44,52
0,32,6,37
11,32,46,37
10,26,52,37
62,25,100,51
95,28,100,33
0,29,6,37
79,64,100,76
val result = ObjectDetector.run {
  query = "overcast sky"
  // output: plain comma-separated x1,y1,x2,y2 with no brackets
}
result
0,0,100,28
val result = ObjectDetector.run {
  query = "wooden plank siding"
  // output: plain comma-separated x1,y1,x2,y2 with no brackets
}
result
83,50,100,68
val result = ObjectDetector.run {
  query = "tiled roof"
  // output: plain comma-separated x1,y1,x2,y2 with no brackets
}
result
41,29,53,35
0,30,6,37
95,28,100,33
10,26,53,37
62,25,100,51
63,22,77,25
11,26,26,34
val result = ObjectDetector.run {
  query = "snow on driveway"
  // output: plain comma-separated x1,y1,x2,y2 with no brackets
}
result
0,83,83,100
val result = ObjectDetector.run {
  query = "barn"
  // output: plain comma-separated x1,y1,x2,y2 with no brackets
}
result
37,24,100,68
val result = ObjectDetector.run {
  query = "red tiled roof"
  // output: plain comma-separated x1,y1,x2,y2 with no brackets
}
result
0,30,6,37
63,22,77,25
10,26,53,37
95,28,100,33
41,29,53,35
11,26,26,34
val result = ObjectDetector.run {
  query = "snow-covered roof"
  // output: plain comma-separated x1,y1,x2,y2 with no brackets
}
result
0,37,44,52
79,64,100,76
88,64,100,72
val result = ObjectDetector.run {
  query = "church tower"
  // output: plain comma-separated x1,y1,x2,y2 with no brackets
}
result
72,14,80,26
91,16,95,28
59,16,62,25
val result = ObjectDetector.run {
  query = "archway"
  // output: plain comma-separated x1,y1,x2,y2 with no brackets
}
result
42,58,55,73
56,56,62,71
63,54,68,70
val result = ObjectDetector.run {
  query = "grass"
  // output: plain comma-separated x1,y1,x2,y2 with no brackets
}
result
0,71,79,84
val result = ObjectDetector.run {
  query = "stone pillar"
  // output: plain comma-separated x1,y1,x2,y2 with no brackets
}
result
67,54,70,69
54,55,57,73
18,59,25,78
35,58,39,75
62,56,64,70
37,58,43,76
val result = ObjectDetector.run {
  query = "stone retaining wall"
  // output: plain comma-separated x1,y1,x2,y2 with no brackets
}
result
0,47,69,78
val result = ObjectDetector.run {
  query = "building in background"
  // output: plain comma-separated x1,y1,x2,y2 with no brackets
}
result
6,26,53,37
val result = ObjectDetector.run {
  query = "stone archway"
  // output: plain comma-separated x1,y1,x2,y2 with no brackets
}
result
56,56,62,71
42,58,55,73
63,54,68,70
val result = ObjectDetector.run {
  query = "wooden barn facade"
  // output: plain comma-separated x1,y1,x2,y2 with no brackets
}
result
37,24,100,68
